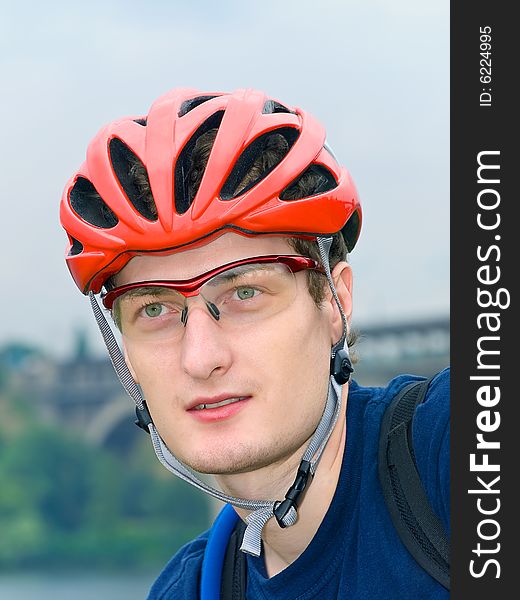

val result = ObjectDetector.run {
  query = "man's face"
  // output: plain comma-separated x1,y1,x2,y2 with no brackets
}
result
117,233,351,478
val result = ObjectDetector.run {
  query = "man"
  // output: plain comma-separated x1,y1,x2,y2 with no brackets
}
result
60,87,449,599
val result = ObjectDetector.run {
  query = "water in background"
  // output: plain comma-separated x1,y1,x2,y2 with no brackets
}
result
0,573,155,600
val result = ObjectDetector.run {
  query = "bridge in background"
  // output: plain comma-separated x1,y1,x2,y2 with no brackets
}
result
352,316,449,386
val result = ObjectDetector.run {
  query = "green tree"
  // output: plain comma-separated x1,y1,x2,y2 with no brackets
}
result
0,414,211,570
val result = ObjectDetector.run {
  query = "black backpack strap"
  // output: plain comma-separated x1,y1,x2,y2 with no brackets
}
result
378,378,450,590
220,517,247,600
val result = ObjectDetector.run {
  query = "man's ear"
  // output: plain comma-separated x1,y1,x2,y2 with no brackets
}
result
122,339,140,384
329,261,353,343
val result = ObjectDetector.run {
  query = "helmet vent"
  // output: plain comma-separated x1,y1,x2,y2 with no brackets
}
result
262,100,294,115
68,236,84,256
133,118,147,126
342,210,361,253
178,95,220,117
220,127,299,200
69,177,119,228
174,110,225,214
280,163,338,200
109,138,158,221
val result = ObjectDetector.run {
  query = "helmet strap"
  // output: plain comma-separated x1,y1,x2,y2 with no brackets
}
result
316,236,353,383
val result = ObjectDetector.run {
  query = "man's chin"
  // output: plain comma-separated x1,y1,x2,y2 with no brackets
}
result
185,457,268,476
181,444,279,476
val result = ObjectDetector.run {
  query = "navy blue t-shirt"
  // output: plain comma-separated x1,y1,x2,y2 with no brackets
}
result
148,368,450,599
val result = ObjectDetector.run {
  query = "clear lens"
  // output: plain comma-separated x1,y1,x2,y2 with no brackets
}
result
116,262,297,341
117,286,185,340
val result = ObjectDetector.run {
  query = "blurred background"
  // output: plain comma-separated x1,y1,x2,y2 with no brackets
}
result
0,0,449,597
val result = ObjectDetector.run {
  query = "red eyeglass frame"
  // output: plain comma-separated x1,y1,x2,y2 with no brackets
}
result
101,255,324,310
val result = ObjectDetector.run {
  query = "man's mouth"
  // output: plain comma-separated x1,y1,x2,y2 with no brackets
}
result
192,397,246,411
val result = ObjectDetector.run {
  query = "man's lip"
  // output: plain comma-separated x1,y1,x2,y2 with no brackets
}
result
186,394,250,411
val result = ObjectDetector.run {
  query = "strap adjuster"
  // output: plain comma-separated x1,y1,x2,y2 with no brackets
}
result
135,401,153,433
273,460,312,527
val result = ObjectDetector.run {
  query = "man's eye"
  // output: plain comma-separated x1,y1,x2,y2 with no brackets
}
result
235,287,259,300
142,303,165,318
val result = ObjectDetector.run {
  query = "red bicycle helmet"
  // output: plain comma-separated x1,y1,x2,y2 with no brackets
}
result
60,87,362,294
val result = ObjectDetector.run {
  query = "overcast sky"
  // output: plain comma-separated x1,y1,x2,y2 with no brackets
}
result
0,0,449,357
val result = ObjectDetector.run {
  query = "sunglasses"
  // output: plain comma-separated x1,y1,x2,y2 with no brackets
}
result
102,255,324,341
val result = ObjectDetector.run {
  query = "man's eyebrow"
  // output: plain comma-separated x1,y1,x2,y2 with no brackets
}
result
207,263,274,286
118,286,167,301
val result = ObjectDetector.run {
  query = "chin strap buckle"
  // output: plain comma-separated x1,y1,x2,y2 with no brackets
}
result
274,460,313,527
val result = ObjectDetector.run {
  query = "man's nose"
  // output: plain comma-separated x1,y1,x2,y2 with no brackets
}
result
179,300,233,380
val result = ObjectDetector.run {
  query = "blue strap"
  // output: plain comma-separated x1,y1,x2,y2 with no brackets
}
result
200,504,240,600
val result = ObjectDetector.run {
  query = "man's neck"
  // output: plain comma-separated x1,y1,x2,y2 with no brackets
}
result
216,384,349,578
